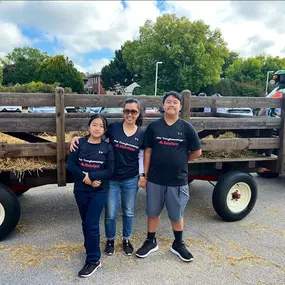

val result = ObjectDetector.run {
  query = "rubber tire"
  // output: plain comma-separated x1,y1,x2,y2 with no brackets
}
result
212,171,258,222
257,171,279,179
0,183,21,240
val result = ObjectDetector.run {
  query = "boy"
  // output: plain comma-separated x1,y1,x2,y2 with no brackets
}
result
136,91,201,262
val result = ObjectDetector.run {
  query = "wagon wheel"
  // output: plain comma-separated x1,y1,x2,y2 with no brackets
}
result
212,171,258,222
0,183,21,240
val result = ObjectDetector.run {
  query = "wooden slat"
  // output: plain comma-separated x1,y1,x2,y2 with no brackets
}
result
191,96,282,108
181,90,191,120
64,94,162,108
55,87,66,186
1,92,281,109
189,156,278,164
277,93,285,174
201,138,279,151
0,115,281,132
0,93,54,106
0,143,57,157
190,117,281,130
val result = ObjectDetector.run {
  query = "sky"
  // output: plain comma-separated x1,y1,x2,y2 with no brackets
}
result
0,1,285,74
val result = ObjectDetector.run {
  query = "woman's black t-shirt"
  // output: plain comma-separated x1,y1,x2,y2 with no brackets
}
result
106,122,144,180
144,118,201,186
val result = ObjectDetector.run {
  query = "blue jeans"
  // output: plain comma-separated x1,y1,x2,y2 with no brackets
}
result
74,190,108,264
105,175,139,240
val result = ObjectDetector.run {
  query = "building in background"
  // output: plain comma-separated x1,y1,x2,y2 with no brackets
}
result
85,72,107,95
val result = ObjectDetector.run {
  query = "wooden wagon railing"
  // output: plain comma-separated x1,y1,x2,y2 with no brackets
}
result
0,87,285,186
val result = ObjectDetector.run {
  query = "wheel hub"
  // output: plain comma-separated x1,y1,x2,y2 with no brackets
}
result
0,203,5,226
226,182,251,213
232,190,241,200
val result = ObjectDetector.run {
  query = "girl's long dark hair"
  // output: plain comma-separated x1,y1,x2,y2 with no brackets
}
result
88,114,108,131
124,98,143,127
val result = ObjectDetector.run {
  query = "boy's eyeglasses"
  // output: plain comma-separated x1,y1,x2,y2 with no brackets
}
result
123,109,139,115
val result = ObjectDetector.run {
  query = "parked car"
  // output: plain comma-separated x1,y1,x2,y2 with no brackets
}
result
65,106,90,113
227,108,253,116
145,107,160,115
88,107,102,113
0,106,22,112
28,106,67,113
100,107,124,114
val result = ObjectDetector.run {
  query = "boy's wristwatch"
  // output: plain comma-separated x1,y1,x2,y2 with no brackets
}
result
139,173,145,177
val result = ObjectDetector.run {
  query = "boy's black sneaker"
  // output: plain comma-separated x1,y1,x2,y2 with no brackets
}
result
136,238,159,258
123,239,134,255
104,240,115,256
170,241,193,262
78,262,101,278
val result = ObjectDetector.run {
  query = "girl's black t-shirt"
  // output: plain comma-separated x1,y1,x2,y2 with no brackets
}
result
144,117,201,186
106,122,144,180
67,138,114,191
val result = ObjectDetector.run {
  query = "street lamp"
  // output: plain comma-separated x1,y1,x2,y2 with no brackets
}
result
265,70,274,95
154,61,162,96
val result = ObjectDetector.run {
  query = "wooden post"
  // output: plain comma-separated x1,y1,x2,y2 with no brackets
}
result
181,90,191,121
277,92,285,174
55,87,66,186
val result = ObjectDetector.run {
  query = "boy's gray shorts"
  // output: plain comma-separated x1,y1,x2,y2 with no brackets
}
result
146,181,189,222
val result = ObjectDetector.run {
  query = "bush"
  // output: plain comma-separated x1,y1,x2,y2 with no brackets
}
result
0,82,73,93
233,82,264,97
199,79,264,97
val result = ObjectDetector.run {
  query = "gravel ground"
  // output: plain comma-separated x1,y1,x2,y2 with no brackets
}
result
0,174,284,285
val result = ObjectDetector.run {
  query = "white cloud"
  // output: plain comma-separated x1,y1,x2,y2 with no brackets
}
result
0,21,30,57
75,58,110,74
0,1,160,53
162,1,285,58
0,0,285,72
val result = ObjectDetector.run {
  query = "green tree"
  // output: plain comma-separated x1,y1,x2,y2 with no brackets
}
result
1,47,48,85
36,55,84,93
226,55,285,85
0,66,3,85
122,14,229,94
221,51,239,78
101,47,138,91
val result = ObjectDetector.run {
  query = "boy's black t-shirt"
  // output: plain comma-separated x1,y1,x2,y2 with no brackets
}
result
106,122,144,180
144,117,201,186
67,138,114,192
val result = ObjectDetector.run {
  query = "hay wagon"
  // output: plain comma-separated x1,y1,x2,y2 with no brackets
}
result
0,88,284,240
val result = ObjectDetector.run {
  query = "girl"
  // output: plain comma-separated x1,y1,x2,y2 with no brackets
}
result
67,114,114,278
70,98,146,256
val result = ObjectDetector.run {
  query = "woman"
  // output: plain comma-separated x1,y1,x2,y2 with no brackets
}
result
70,98,146,256
67,114,114,278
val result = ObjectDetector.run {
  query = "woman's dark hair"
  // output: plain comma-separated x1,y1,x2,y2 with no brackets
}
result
124,98,143,127
162,91,182,104
88,114,108,131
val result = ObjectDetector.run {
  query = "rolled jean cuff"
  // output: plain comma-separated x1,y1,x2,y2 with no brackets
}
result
123,236,131,240
106,236,115,241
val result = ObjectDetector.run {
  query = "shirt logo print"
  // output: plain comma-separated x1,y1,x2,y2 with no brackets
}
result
178,132,183,136
135,138,139,141
99,151,103,154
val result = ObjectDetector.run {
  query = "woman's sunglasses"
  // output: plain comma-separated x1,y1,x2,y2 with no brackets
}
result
123,109,139,115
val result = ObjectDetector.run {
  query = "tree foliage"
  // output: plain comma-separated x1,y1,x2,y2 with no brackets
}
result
101,47,138,91
1,47,48,85
226,55,285,86
122,14,229,94
36,55,84,93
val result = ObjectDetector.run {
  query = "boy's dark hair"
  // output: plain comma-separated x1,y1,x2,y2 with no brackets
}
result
162,91,182,104
88,114,108,131
124,98,143,127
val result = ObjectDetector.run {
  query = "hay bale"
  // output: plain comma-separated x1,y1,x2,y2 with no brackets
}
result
0,132,89,174
201,131,256,159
